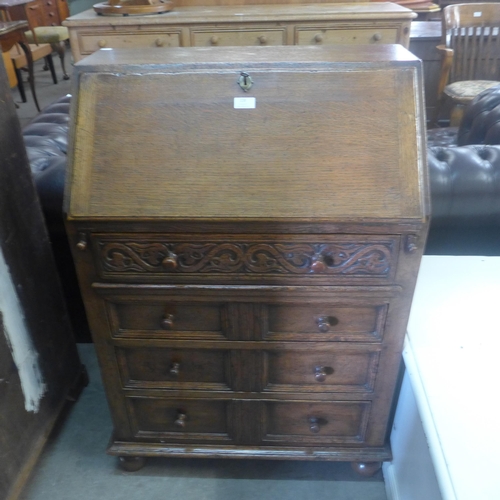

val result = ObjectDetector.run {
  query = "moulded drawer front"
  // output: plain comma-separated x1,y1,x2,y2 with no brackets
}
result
265,349,380,393
116,347,230,390
127,397,232,443
79,32,181,53
191,29,285,47
106,300,226,340
266,303,388,342
263,401,371,444
92,234,398,282
296,28,398,46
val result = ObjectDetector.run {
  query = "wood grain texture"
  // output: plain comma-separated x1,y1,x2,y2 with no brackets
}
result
68,60,423,220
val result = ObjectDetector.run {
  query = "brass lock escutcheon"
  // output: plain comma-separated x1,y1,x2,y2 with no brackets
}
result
238,72,253,92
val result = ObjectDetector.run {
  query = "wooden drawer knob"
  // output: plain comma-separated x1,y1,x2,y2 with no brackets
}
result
98,39,107,48
160,313,175,330
314,366,333,382
314,34,324,44
76,233,87,251
155,38,164,47
372,33,382,42
174,411,187,428
162,252,178,270
210,36,220,45
309,417,321,433
258,35,267,45
169,362,180,377
316,315,339,332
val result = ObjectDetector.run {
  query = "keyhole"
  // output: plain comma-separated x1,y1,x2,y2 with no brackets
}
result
238,72,253,92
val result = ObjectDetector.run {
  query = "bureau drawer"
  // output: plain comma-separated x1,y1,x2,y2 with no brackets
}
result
92,234,398,283
262,401,371,445
115,344,379,393
126,397,370,445
266,349,380,393
78,31,181,54
101,290,395,342
191,28,285,47
296,27,398,46
107,299,227,340
116,346,231,390
266,303,387,342
127,397,232,443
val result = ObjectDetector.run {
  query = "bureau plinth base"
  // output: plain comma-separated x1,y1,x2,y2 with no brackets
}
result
108,438,392,464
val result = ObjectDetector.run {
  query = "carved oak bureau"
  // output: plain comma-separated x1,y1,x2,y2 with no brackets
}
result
64,45,429,473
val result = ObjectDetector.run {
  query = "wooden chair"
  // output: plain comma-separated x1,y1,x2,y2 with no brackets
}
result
10,42,56,103
434,2,500,126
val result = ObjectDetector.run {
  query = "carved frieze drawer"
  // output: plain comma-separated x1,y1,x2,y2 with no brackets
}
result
92,234,399,283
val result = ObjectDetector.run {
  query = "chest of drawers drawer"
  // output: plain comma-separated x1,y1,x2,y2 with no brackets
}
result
77,31,181,55
191,28,286,47
296,27,398,46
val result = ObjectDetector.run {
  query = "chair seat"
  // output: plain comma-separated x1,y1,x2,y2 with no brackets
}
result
445,80,500,104
25,26,69,44
10,43,52,69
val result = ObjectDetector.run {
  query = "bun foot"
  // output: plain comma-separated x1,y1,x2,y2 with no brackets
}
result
118,456,146,472
351,461,382,477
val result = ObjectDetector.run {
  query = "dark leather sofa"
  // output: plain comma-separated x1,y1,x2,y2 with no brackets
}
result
23,88,500,339
426,85,500,255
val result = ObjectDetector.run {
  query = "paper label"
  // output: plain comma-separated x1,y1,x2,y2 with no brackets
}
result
234,97,256,109
474,11,482,17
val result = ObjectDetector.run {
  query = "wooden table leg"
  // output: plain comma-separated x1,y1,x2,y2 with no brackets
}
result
17,40,40,112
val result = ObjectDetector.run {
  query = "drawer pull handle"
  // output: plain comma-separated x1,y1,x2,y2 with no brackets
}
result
316,315,339,332
162,252,178,270
258,35,267,45
98,39,107,48
210,36,220,45
169,362,180,377
314,34,324,44
309,417,321,433
155,38,164,47
174,411,187,428
314,366,333,382
372,33,382,42
160,313,175,330
76,233,87,251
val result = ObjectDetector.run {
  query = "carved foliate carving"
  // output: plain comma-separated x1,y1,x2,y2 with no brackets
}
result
98,239,394,276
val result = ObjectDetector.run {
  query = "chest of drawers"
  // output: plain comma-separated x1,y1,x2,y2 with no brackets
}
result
63,2,416,62
65,45,429,473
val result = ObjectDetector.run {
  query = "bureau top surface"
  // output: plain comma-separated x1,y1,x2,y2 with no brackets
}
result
63,3,416,26
66,45,428,221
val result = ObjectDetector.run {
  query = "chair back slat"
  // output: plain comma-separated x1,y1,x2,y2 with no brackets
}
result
443,3,500,83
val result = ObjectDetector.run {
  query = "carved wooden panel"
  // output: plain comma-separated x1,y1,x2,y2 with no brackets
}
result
94,236,397,279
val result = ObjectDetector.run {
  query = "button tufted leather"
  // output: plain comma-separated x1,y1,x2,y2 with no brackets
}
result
23,95,70,230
